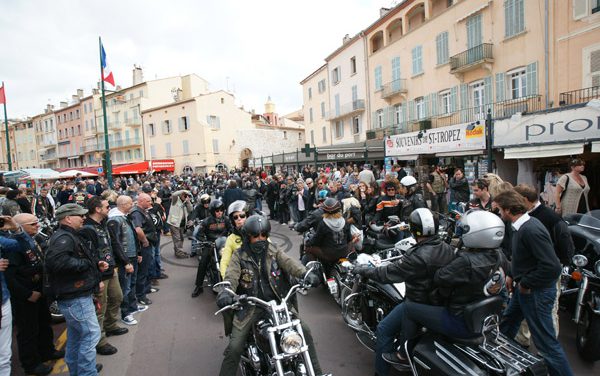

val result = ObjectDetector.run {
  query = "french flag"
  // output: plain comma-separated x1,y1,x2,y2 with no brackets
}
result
100,41,115,87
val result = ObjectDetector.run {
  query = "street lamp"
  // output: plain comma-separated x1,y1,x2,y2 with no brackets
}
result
485,108,493,173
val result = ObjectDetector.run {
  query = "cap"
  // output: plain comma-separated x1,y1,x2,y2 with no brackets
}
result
55,203,88,220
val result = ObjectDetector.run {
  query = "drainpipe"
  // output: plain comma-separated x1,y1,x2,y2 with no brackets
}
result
361,31,372,132
544,0,549,108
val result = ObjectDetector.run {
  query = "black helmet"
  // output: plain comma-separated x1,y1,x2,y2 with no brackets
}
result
243,215,271,238
209,199,225,215
408,208,439,237
322,198,342,214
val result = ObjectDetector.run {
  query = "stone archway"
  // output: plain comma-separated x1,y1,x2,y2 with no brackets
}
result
240,148,252,168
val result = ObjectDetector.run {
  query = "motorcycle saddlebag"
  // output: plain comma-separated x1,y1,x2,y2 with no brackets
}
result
411,335,486,376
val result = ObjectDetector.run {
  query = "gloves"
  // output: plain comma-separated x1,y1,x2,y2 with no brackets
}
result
216,291,234,309
304,272,320,288
353,265,374,278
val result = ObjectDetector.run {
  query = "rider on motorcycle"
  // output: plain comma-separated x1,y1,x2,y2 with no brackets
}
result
216,215,324,376
398,176,427,222
190,194,211,222
353,208,455,376
304,198,354,264
218,200,249,279
192,200,232,296
372,181,402,225
392,210,510,367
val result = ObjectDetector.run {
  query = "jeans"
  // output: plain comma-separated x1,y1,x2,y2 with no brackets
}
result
400,301,471,345
95,270,123,347
119,257,138,318
136,245,154,301
150,234,162,279
501,286,574,376
57,295,101,376
375,302,405,376
0,300,12,376
255,197,263,211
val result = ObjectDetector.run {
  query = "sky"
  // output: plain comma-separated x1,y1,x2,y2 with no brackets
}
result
0,0,397,119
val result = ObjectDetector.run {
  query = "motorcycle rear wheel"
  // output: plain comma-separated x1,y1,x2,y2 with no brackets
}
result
576,306,600,361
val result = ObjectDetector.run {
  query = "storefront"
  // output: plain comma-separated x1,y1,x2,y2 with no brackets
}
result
385,122,487,181
493,103,600,208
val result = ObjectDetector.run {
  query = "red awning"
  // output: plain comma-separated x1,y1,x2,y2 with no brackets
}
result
150,159,175,172
112,161,150,175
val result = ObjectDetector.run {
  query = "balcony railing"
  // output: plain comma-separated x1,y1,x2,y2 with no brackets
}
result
559,86,600,106
41,152,58,161
110,138,142,148
381,79,408,99
326,100,366,120
450,43,494,73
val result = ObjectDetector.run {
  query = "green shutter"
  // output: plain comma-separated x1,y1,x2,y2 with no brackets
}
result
526,61,538,96
460,84,469,122
431,93,439,117
392,57,401,81
408,100,415,121
505,0,513,37
450,86,458,112
402,102,408,130
436,34,442,65
484,76,492,105
423,95,430,118
495,73,505,102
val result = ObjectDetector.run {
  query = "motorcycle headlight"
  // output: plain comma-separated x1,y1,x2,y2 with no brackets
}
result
595,260,600,278
280,329,303,354
572,255,588,268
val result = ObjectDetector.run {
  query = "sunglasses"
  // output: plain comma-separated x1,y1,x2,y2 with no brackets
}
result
249,232,269,238
232,213,247,220
386,187,396,191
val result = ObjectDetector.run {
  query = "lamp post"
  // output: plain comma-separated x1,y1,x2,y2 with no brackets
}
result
485,108,493,173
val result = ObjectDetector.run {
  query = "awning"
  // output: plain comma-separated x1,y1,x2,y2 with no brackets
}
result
436,150,484,157
592,141,600,153
112,161,150,175
503,143,585,159
394,154,419,161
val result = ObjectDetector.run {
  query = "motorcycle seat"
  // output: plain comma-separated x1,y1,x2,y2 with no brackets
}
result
463,296,504,333
445,334,484,346
375,239,396,250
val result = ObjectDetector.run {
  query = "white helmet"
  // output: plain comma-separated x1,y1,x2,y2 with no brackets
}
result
400,175,417,187
460,210,505,249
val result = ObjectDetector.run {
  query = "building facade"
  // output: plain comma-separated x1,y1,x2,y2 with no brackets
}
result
13,119,38,169
34,106,58,169
301,64,330,148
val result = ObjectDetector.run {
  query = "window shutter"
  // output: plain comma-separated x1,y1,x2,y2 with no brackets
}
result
436,34,442,65
408,100,415,121
495,73,505,102
178,117,183,132
573,0,589,20
450,86,458,112
335,94,341,116
402,103,408,131
412,47,417,75
526,61,538,96
590,50,600,87
460,84,468,109
216,116,221,129
392,57,401,81
484,76,492,106
430,93,438,117
186,116,190,130
206,115,211,126
386,106,394,127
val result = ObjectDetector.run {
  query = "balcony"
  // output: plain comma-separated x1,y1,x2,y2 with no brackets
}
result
559,86,600,106
109,138,142,149
40,152,58,161
125,118,142,127
326,100,366,121
381,79,408,100
450,43,494,75
83,144,100,153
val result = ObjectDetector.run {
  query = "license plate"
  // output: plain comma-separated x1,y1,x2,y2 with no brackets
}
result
327,278,338,295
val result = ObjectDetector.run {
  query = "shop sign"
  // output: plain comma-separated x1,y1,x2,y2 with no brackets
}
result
151,159,175,171
284,154,297,163
319,151,364,161
493,105,600,147
386,122,486,157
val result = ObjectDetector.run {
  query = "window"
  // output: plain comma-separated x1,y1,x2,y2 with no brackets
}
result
318,79,326,93
59,129,63,139
308,87,312,99
133,108,139,120
335,121,344,138
374,65,383,91
179,116,189,131
77,124,81,135
415,97,425,119
412,46,423,75
394,104,403,125
283,131,287,139
376,109,384,128
470,81,485,115
352,85,358,103
76,109,80,119
436,32,449,65
70,127,74,136
309,108,313,123
85,120,89,131
352,116,360,134
584,47,600,87
182,140,189,154
334,94,340,116
207,115,220,129
165,142,172,157
147,123,155,137
162,120,171,134
69,112,73,120
350,56,357,74
310,130,315,144
212,139,219,153
466,14,482,49
440,90,451,114
134,148,141,159
139,90,144,98
116,151,123,161
320,102,325,118
332,67,341,85
505,0,525,37
126,150,132,160
322,126,327,143
150,145,156,158
83,104,87,114
507,68,526,99
298,132,302,140
123,110,128,122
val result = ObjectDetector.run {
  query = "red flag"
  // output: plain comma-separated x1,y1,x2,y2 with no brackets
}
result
0,84,5,105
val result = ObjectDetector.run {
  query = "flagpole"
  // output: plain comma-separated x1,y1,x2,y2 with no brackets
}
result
99,37,113,188
2,82,12,171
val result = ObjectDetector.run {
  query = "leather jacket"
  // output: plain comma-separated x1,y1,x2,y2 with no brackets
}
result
373,194,402,224
80,217,128,279
364,236,455,305
295,208,323,233
400,193,427,222
197,216,232,242
4,233,45,301
434,248,510,315
45,225,100,300
107,210,141,259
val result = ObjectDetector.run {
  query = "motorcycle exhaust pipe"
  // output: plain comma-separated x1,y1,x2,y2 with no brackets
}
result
574,274,588,324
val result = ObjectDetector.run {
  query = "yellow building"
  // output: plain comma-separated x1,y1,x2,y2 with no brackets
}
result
34,106,58,169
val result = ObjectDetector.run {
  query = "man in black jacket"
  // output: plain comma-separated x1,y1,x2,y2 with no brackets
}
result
353,208,454,376
494,190,573,376
130,194,158,306
265,176,279,220
80,197,129,356
45,203,108,375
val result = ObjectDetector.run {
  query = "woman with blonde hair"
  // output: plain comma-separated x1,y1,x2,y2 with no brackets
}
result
555,158,590,216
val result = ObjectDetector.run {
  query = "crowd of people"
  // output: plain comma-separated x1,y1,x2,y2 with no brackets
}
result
0,156,592,375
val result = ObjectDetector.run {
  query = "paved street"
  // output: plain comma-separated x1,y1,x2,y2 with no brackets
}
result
11,220,599,375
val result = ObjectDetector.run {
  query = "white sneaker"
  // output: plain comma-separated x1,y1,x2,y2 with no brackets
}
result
134,305,148,313
122,315,138,325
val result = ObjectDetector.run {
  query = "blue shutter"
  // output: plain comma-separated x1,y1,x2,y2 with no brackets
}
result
436,34,442,65
402,103,408,132
392,56,401,80
412,47,417,75
436,33,448,65
450,86,458,112
495,73,505,102
505,0,513,37
484,76,492,105
526,61,538,96
408,100,415,121
374,66,382,90
460,84,469,122
430,93,438,117
186,116,190,130
467,14,482,49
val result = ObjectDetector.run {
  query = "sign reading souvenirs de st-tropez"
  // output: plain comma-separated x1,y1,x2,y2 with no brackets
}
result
385,122,486,157
493,104,600,147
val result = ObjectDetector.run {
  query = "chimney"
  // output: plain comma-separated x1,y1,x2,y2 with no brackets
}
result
380,7,391,17
343,34,351,44
77,89,84,98
60,101,68,108
132,65,144,85
45,104,54,113
71,95,80,103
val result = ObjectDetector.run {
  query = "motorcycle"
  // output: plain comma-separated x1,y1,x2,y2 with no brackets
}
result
561,210,600,361
214,262,323,376
405,296,547,375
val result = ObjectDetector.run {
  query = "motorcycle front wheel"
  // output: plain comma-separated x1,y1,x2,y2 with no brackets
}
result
576,306,600,361
342,293,363,330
